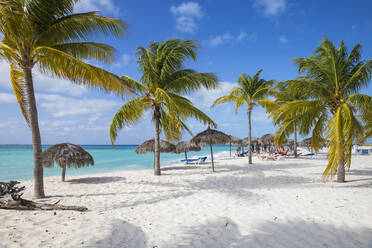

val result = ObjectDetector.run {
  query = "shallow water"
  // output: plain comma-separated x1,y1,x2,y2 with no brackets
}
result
0,144,243,181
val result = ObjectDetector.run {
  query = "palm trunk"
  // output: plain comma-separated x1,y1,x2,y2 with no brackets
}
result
61,166,66,182
153,107,161,176
248,108,252,164
24,67,45,198
336,158,345,182
294,124,298,157
210,143,214,172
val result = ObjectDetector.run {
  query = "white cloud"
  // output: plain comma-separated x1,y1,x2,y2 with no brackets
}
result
0,62,88,96
170,2,203,33
74,0,119,15
205,31,256,47
237,31,257,42
189,81,235,111
254,0,286,16
209,33,233,47
122,54,131,66
37,94,119,118
279,35,289,43
0,93,16,104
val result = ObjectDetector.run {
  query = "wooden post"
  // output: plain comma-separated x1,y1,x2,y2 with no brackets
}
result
61,166,66,182
210,143,214,172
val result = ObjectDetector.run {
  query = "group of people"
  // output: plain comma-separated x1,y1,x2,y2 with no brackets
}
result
235,146,291,157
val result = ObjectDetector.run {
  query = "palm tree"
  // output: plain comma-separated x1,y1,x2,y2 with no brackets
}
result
273,36,372,182
261,82,309,157
109,39,218,175
0,0,129,198
212,70,274,164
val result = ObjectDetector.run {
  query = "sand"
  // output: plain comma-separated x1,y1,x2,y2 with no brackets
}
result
0,153,371,248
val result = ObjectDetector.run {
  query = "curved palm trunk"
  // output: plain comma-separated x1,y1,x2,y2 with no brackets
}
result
24,67,45,198
294,124,298,157
247,108,252,164
153,107,161,176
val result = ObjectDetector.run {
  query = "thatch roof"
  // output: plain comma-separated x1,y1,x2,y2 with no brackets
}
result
191,128,230,146
175,141,201,153
299,137,312,147
41,143,94,169
259,133,275,145
229,136,243,146
135,139,176,154
241,136,258,146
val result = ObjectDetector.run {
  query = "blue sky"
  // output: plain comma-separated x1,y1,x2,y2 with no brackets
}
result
0,0,372,145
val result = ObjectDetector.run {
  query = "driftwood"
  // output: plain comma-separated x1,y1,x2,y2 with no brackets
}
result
0,181,88,212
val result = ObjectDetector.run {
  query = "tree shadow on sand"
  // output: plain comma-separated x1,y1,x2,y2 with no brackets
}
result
162,217,372,248
113,174,312,209
88,219,147,248
68,176,126,184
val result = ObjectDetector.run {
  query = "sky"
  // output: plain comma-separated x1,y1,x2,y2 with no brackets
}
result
0,0,372,145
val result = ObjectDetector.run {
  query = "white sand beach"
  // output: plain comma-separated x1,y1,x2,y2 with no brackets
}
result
1,153,371,248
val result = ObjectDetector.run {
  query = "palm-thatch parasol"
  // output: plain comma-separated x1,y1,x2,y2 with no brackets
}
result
259,133,275,146
135,139,176,154
229,136,242,158
300,137,312,151
175,141,201,160
191,128,230,172
42,143,94,182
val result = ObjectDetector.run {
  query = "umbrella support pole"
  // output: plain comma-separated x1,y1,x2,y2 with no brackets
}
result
229,143,231,158
61,166,66,182
210,144,214,172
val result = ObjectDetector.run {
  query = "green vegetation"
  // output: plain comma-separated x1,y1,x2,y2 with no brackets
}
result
0,0,129,198
261,81,309,157
269,36,372,182
109,39,218,175
212,70,274,164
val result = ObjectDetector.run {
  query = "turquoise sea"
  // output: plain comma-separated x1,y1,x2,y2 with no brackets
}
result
0,144,238,181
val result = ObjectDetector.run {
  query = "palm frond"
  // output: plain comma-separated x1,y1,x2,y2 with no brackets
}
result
35,46,131,96
109,97,150,145
10,63,29,125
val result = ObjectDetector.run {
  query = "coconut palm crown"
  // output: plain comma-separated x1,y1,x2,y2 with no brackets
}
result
212,70,274,164
261,81,309,156
110,39,218,175
0,0,129,198
273,36,372,182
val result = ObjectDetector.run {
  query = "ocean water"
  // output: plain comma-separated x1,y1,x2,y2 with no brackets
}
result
0,144,242,181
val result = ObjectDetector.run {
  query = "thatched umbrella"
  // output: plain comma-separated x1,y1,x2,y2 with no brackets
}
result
300,137,313,151
242,136,257,146
259,133,275,145
135,139,176,154
42,143,94,182
229,136,242,158
242,136,258,153
175,141,201,160
191,128,230,172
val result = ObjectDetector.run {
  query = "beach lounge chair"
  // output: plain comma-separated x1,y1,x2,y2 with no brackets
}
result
237,151,249,157
258,155,279,161
299,153,315,158
181,156,207,165
361,149,369,155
